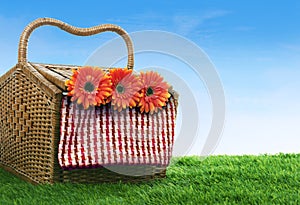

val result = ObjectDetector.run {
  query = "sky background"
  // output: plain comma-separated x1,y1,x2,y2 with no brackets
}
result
0,0,299,155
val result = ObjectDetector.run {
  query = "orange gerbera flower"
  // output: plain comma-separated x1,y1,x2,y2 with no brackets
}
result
65,66,112,109
138,71,171,114
65,69,79,96
108,68,141,111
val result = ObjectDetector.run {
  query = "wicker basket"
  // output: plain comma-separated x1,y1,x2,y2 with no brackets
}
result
0,18,178,184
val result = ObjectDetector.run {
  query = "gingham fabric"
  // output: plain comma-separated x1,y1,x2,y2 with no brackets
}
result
58,96,177,170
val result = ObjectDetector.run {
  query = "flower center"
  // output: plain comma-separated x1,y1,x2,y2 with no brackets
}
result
116,83,125,94
146,87,154,96
84,81,95,92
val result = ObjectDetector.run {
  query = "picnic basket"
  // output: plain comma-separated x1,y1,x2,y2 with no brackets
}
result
0,18,178,184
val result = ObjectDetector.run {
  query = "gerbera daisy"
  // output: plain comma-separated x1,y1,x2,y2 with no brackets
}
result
65,69,79,97
65,66,112,109
138,71,171,114
108,68,141,112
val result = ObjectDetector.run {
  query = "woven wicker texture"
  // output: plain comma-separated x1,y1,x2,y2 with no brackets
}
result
0,18,178,184
0,64,61,184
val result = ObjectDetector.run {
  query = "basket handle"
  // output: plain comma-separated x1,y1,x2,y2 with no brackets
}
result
18,17,134,69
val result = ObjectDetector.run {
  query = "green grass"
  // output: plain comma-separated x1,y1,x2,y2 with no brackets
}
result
1,154,299,205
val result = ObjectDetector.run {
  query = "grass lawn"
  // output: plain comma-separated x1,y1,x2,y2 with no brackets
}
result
0,153,299,204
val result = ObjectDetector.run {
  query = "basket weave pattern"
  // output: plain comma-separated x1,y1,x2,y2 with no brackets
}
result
0,18,178,184
0,65,61,183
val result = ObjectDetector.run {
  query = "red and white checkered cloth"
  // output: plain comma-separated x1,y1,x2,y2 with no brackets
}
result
58,96,177,170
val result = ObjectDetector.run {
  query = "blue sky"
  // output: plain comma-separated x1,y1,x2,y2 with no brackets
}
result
0,1,299,155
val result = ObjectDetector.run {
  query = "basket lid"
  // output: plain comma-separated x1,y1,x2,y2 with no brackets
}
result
30,62,179,101
30,62,87,91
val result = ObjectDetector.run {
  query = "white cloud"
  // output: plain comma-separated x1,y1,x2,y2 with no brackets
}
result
234,26,255,31
281,43,300,52
173,10,230,35
105,12,171,31
172,15,203,35
254,57,273,62
202,10,231,19
106,10,231,36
